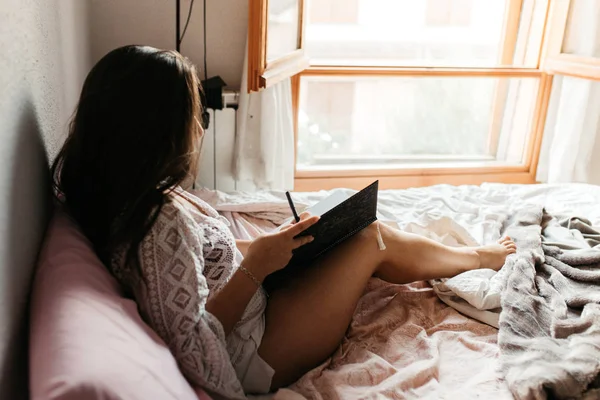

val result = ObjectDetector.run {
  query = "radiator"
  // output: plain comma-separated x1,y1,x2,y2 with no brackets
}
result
194,91,255,192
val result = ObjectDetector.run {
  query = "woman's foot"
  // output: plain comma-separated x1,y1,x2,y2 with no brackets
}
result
473,236,516,271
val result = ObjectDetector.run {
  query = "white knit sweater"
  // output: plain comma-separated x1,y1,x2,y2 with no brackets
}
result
111,188,268,399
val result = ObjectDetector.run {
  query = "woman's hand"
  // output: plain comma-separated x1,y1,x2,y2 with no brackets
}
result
278,211,313,231
242,212,319,281
208,212,318,335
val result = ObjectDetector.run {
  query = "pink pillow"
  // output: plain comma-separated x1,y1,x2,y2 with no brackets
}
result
29,210,212,400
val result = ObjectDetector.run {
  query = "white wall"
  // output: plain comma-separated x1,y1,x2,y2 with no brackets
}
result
0,0,91,398
90,0,248,89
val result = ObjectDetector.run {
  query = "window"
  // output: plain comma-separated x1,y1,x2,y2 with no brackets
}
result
247,0,308,91
309,0,359,24
248,0,570,190
267,0,301,60
303,0,538,68
297,75,538,169
425,0,473,27
304,81,355,134
544,0,600,79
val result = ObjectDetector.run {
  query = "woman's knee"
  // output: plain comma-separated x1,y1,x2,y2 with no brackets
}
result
360,221,396,246
352,222,389,263
364,220,383,237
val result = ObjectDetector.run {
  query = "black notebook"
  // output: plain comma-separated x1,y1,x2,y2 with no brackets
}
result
263,180,379,291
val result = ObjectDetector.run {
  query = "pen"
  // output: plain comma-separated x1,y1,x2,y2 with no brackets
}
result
285,191,300,223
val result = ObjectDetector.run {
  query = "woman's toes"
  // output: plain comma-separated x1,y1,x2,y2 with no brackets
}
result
504,241,517,253
498,236,511,244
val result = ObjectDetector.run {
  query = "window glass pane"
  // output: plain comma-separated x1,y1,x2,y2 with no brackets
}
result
267,0,301,61
562,0,600,57
305,0,543,67
297,76,539,170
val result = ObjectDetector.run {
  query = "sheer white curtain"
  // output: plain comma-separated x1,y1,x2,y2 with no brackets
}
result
537,76,600,184
537,0,600,185
233,44,295,190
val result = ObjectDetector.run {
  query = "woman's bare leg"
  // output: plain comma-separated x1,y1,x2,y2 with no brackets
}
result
258,222,515,390
373,223,516,283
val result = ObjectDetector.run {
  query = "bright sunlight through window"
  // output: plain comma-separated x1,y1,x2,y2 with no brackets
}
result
297,0,548,171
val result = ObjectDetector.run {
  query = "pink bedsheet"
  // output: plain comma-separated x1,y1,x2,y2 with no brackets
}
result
227,212,512,399
287,279,511,399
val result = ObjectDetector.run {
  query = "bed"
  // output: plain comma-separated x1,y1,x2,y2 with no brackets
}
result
19,181,600,399
192,182,600,400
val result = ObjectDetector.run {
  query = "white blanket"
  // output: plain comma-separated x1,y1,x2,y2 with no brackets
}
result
192,183,600,328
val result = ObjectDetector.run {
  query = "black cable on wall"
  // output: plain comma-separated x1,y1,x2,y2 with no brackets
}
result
203,0,208,82
176,0,195,51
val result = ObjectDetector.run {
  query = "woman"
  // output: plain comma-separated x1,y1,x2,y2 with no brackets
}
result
52,46,516,399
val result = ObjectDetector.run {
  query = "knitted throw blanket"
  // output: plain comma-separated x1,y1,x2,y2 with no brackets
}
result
499,206,600,399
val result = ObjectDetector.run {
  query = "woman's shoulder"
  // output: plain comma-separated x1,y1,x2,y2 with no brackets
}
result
151,189,220,235
171,187,220,218
110,191,206,282
149,195,184,225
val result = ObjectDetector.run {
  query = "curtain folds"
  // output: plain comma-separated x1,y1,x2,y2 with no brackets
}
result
234,43,295,190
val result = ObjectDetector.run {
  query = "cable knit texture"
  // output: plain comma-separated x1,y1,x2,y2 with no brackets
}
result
110,188,267,399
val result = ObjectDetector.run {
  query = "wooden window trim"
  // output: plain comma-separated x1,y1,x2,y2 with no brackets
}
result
526,73,553,181
247,0,267,92
545,54,600,82
294,172,536,191
300,66,541,77
291,74,301,169
297,164,529,179
499,0,525,67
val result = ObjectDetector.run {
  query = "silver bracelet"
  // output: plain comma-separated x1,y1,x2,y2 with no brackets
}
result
238,264,264,292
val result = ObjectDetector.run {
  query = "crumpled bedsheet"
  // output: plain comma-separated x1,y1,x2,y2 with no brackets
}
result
192,183,600,399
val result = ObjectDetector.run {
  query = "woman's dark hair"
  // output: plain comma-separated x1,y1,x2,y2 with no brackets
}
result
51,45,202,270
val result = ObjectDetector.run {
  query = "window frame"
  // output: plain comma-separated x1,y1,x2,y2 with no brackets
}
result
249,0,569,190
